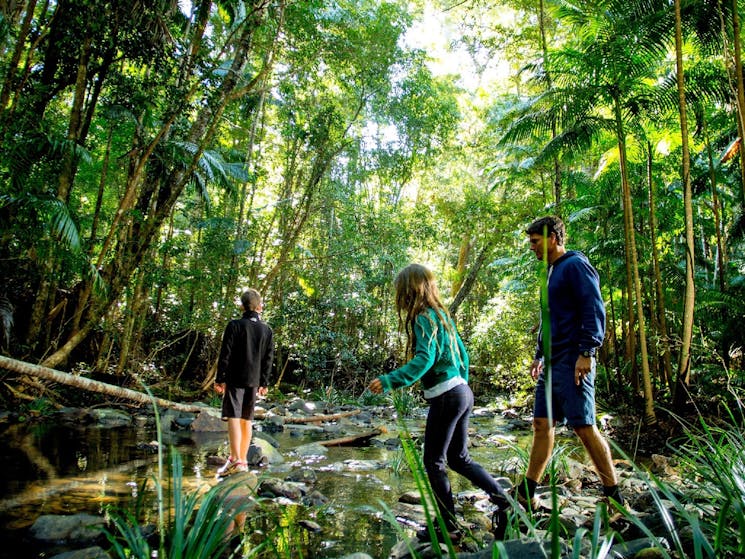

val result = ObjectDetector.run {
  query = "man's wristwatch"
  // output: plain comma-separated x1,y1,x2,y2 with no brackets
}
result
581,350,593,358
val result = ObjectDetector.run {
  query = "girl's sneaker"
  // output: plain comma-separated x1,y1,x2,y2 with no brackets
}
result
217,457,247,477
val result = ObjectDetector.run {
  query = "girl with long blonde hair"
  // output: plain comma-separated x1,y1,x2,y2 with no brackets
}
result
368,264,509,542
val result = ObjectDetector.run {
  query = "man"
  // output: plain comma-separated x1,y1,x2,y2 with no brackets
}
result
514,216,624,509
215,288,274,477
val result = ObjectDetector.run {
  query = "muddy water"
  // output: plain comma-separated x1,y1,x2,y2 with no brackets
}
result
0,410,523,559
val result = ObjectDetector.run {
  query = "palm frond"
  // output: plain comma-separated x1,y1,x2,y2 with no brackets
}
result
49,199,81,252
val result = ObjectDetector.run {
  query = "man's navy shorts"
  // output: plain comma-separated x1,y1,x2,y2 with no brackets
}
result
533,359,596,427
221,386,258,421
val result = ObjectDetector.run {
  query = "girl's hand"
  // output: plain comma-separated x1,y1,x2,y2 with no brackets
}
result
214,382,226,395
368,378,383,394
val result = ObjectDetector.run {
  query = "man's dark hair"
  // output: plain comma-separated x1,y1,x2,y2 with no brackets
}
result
525,216,566,246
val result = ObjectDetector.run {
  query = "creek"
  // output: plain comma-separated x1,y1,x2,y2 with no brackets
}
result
0,402,572,559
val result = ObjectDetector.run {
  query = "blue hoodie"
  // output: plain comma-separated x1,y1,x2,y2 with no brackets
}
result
534,250,606,365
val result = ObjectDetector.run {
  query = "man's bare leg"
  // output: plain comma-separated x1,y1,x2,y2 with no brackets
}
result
573,424,617,486
526,417,555,483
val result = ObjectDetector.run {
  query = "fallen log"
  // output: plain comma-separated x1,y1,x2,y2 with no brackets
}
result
282,409,361,423
0,354,207,413
318,426,387,447
0,355,368,424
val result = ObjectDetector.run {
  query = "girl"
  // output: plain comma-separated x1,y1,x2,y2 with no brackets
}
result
368,263,508,542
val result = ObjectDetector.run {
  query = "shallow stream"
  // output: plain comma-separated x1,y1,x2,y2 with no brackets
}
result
0,405,532,559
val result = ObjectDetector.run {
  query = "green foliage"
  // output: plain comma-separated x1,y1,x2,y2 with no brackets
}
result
468,288,535,395
105,449,254,559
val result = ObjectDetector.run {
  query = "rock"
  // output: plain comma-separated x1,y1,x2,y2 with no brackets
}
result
247,438,283,466
297,519,322,532
293,442,329,457
609,537,669,558
29,514,105,544
258,478,308,500
302,490,329,507
286,468,317,484
189,409,224,432
48,546,110,559
86,409,132,428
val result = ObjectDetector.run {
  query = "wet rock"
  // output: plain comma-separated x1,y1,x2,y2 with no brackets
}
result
302,490,329,507
258,478,308,500
288,399,318,413
287,423,325,435
287,468,317,484
609,538,669,559
189,409,224,432
248,438,283,466
29,514,105,544
48,546,110,559
293,442,329,457
337,554,374,559
87,408,132,428
262,415,286,432
298,519,322,532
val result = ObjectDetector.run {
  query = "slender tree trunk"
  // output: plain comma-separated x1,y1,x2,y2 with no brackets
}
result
614,99,656,425
673,0,696,411
702,119,727,292
0,0,38,119
646,142,673,392
451,234,472,298
732,0,745,206
538,0,562,210
450,240,494,317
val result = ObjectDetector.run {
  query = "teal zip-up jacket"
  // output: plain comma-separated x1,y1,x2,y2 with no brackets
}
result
378,308,469,392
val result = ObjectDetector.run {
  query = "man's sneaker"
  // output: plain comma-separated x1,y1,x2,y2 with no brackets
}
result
216,457,248,477
597,495,626,522
510,486,539,512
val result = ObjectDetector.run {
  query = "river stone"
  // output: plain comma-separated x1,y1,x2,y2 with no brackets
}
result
49,546,110,559
288,399,318,413
456,539,561,559
286,423,325,434
247,438,283,465
258,478,307,500
29,514,105,544
608,538,668,559
293,442,328,456
286,467,317,483
87,408,132,428
189,408,224,432
302,489,329,507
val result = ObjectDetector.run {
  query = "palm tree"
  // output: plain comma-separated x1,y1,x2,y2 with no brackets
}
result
498,0,667,423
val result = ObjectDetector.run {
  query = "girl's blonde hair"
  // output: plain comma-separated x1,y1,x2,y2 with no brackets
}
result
394,264,458,359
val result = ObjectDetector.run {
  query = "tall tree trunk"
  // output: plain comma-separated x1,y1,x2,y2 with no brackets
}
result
731,0,745,206
646,142,673,392
450,240,494,318
451,234,472,298
538,0,562,210
702,118,727,292
673,0,696,412
614,98,656,426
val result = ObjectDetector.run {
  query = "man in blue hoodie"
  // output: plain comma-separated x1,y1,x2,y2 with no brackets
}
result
513,216,625,511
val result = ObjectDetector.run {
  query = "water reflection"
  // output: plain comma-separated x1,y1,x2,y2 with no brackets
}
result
0,412,520,559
